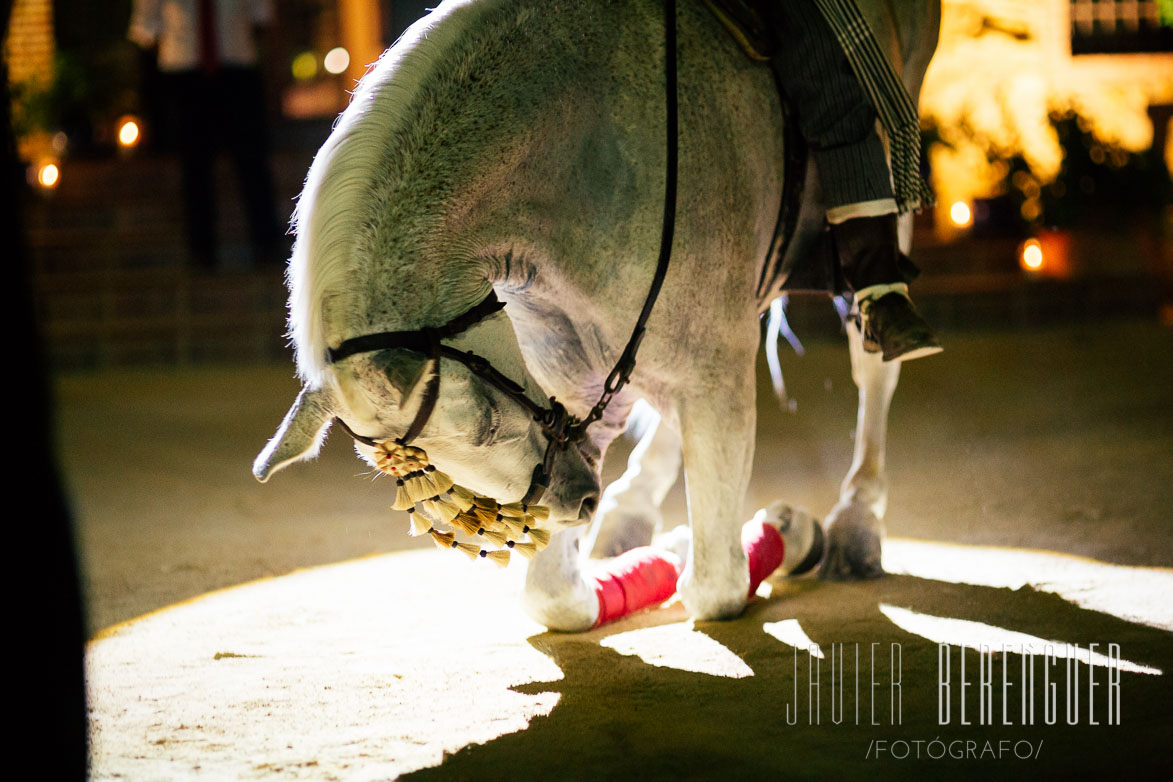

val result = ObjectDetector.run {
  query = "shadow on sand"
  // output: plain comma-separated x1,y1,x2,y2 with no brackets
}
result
404,574,1172,781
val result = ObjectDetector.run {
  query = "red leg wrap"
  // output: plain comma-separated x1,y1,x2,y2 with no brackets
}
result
743,520,785,597
592,547,682,628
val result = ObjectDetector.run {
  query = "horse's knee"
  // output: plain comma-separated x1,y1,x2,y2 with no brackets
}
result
521,529,599,632
521,581,598,632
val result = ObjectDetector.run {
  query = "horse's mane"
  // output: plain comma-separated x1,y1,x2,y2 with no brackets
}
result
288,0,506,386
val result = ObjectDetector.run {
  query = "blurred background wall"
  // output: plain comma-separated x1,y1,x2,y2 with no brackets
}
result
5,0,1171,367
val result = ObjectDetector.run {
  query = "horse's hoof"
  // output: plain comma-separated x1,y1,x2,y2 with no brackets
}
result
678,564,750,621
820,544,884,581
751,501,825,577
818,501,885,581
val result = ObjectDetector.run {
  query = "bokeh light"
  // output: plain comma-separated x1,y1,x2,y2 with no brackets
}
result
920,0,1173,235
948,200,972,227
37,161,60,189
292,51,318,81
1020,239,1044,272
323,47,350,75
117,117,141,148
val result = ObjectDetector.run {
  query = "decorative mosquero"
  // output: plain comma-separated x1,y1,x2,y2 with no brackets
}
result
374,440,551,566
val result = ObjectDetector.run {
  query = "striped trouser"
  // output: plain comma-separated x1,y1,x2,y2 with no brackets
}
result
769,0,895,214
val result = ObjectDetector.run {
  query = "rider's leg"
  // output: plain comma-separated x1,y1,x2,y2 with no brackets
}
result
831,213,942,362
769,0,940,361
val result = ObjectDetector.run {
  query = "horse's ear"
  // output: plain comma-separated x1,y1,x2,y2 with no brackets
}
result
253,385,338,482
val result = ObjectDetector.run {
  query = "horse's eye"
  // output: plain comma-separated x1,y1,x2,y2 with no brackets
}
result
477,404,501,446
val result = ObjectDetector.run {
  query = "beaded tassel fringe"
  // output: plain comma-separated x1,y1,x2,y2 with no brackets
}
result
374,441,551,567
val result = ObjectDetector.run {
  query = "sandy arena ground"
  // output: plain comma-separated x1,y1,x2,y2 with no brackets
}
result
62,318,1173,779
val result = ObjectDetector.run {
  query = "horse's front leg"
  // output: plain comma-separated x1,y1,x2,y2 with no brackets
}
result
584,403,682,559
675,349,757,621
522,521,683,632
820,314,900,579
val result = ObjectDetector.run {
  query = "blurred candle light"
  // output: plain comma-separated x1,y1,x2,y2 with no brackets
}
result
37,161,60,189
949,200,972,227
1020,238,1044,272
323,47,350,75
117,117,141,148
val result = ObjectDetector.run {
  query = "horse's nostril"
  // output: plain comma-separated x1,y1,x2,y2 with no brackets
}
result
580,496,598,518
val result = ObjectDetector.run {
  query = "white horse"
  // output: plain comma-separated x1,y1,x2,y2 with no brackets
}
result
254,0,940,630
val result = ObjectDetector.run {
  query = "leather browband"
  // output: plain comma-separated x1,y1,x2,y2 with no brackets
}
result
325,292,506,365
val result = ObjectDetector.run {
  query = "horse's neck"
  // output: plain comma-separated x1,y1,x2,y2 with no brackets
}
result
313,0,653,416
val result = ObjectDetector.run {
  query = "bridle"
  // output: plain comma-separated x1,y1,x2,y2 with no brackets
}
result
329,0,679,506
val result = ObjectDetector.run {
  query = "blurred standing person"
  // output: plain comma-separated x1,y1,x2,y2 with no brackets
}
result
129,0,284,271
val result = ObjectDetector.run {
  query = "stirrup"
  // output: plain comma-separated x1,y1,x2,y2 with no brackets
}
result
857,287,942,363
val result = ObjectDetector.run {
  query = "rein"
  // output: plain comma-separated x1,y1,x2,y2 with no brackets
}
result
329,0,679,506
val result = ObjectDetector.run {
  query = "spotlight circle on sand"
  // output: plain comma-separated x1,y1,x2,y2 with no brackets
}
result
85,540,1171,779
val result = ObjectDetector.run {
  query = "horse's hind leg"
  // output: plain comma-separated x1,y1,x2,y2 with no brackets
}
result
820,312,901,579
584,402,683,559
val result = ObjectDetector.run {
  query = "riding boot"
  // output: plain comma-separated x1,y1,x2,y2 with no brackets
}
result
831,214,942,362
